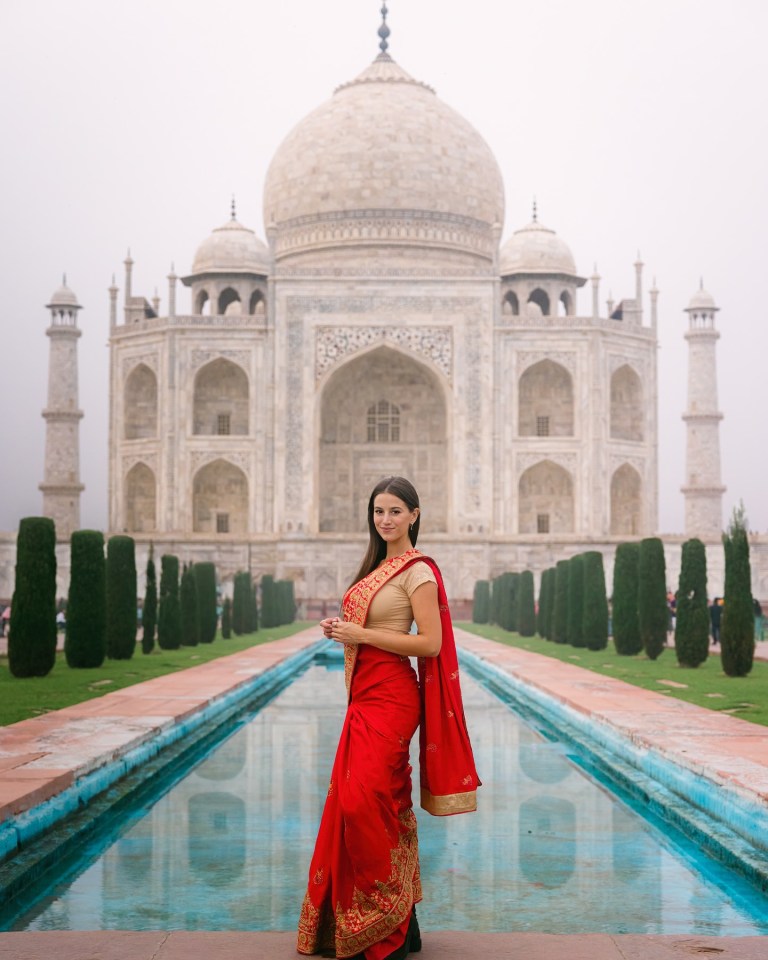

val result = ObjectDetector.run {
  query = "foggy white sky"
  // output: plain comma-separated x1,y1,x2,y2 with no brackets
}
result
1,0,766,534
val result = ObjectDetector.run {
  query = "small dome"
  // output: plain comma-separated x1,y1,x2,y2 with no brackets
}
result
263,55,505,259
191,218,270,276
47,281,80,308
687,286,718,311
500,219,577,277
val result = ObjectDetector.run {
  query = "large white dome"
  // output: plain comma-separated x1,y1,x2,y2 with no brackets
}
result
263,55,505,263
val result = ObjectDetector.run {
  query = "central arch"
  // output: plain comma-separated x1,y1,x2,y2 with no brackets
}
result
318,346,448,533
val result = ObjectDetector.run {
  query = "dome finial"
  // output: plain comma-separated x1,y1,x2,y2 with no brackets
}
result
62,272,67,286
378,3,391,57
231,195,237,221
532,197,538,223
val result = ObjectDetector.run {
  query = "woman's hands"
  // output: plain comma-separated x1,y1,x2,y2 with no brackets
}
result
320,617,365,645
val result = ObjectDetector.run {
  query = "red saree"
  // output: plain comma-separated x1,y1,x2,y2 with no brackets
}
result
297,549,480,958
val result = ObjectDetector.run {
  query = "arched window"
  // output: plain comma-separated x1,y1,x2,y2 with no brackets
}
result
528,288,550,316
193,359,249,436
367,400,401,443
124,364,157,439
218,288,241,316
249,289,266,315
503,291,520,316
610,365,643,441
559,291,572,316
196,290,210,315
192,459,248,534
610,464,642,535
518,460,574,534
518,360,574,436
125,462,156,532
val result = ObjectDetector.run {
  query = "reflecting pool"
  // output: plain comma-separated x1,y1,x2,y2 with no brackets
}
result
5,650,768,934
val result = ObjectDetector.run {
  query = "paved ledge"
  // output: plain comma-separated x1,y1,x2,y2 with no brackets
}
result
456,629,768,809
0,931,766,959
0,628,323,827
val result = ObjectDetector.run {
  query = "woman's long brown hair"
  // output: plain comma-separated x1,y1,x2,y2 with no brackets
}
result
349,476,421,587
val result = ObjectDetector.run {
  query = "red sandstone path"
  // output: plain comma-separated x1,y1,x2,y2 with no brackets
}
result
0,625,766,959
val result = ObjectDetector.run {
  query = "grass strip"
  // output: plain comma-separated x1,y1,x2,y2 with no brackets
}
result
457,622,768,727
0,623,314,726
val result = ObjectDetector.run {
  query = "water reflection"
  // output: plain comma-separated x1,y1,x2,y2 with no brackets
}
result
17,662,768,934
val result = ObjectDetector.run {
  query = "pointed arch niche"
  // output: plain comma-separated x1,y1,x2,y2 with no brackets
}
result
193,459,248,534
124,364,158,439
519,460,574,534
193,359,249,436
610,464,642,535
125,462,156,532
610,365,643,441
519,360,574,437
318,345,448,533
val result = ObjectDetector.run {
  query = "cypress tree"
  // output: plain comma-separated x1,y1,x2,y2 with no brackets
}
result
612,542,642,655
508,573,520,632
194,562,218,644
472,580,491,624
180,563,199,646
142,544,157,655
638,537,668,661
232,572,248,635
8,517,58,678
721,504,755,677
65,530,106,668
583,551,609,651
158,554,181,650
261,574,278,629
277,580,295,626
553,560,569,644
674,538,710,668
567,554,585,648
222,596,232,638
490,575,502,626
106,535,137,660
536,570,547,638
517,570,536,637
249,577,260,632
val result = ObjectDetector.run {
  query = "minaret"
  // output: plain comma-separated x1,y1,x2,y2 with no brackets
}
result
682,283,725,536
39,279,85,540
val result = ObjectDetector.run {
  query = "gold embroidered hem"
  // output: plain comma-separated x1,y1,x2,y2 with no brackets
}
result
297,810,422,958
420,786,477,816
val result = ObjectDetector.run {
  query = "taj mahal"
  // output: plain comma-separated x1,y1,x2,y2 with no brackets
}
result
7,9,768,607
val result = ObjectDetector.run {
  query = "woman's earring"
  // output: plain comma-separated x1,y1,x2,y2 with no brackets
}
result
409,523,413,532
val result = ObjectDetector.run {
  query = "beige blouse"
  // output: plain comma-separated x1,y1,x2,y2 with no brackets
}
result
365,561,437,634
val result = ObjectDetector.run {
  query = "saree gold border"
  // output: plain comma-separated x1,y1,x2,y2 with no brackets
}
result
420,787,477,816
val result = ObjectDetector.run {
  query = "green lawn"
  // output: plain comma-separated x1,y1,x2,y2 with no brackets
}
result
457,622,768,727
0,623,314,726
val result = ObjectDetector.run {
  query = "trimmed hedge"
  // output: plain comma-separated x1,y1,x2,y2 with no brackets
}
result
261,574,278,629
567,554,585,648
517,570,536,637
721,506,755,677
142,545,157,655
553,560,569,644
158,554,181,650
638,537,667,661
180,563,199,647
612,542,642,655
222,596,232,639
582,551,609,651
65,530,106,668
674,538,709,668
195,563,218,644
472,580,491,624
8,517,58,678
106,535,137,660
277,580,295,626
232,571,249,635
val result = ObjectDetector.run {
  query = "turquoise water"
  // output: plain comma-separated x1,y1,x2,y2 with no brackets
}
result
3,646,768,934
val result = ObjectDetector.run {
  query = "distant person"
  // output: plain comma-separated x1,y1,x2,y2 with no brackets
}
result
710,597,722,645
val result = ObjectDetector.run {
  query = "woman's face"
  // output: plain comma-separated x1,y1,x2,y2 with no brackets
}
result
372,492,418,546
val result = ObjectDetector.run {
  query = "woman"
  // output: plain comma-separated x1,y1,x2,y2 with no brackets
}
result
297,476,480,960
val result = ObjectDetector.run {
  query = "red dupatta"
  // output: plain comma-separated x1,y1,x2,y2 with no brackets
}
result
342,548,480,817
